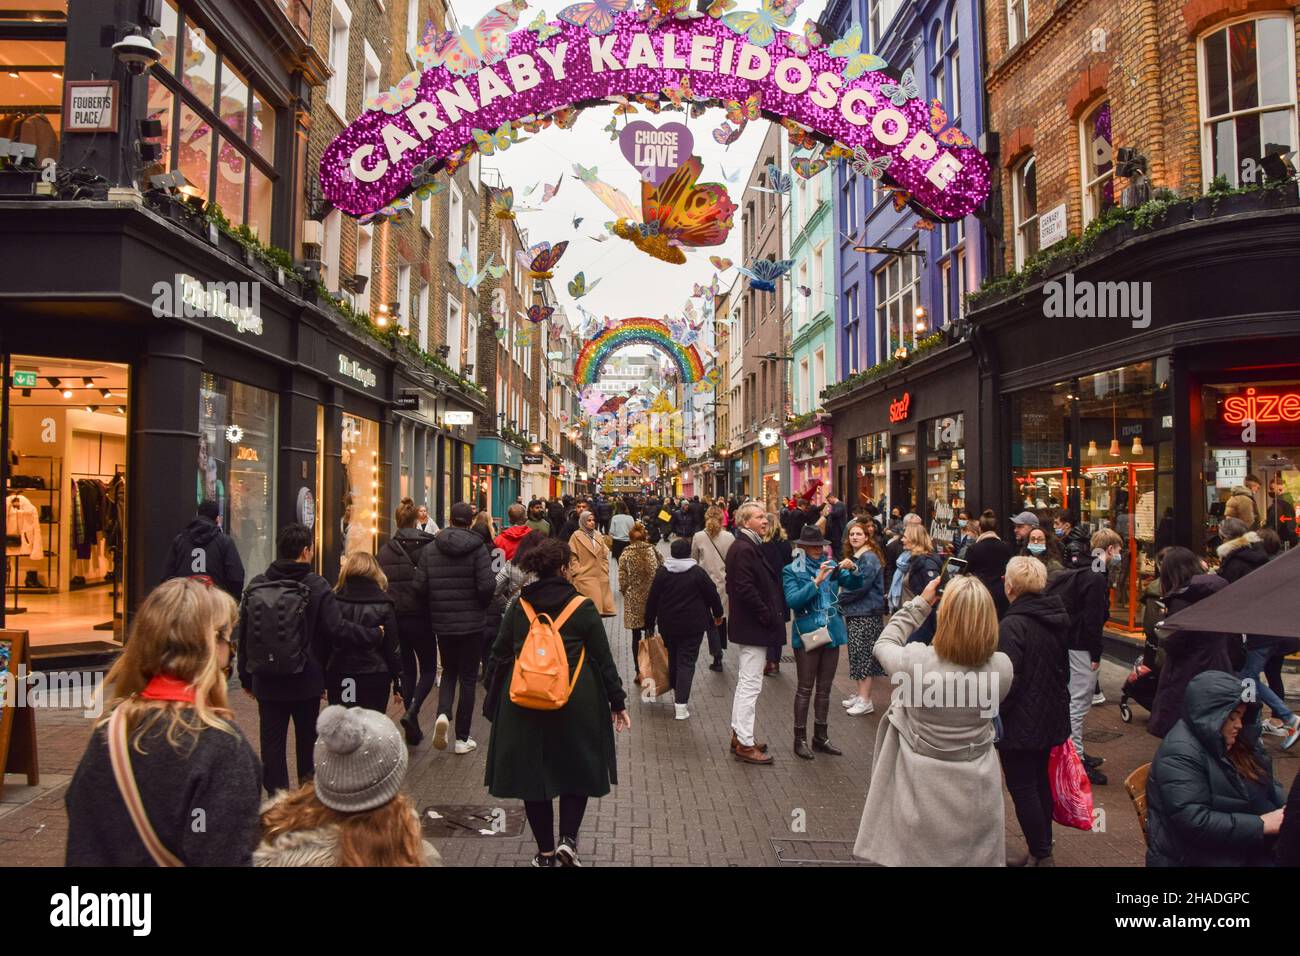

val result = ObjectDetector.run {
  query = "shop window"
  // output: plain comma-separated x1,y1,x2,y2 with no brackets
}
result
177,103,212,202
181,16,217,108
1080,100,1114,225
1007,0,1028,48
1012,153,1038,267
1198,15,1297,187
340,413,380,557
854,431,890,514
0,31,64,165
874,245,920,359
924,414,965,541
199,373,277,576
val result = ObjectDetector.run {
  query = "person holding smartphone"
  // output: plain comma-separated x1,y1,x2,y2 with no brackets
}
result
782,526,849,760
838,521,887,717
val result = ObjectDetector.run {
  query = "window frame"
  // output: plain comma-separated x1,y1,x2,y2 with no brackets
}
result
1007,0,1028,48
1079,98,1115,226
447,180,464,263
1011,153,1039,268
327,0,350,118
873,245,920,358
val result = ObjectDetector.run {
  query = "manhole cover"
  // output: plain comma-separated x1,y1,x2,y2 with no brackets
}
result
1084,730,1124,743
771,838,873,866
421,804,525,838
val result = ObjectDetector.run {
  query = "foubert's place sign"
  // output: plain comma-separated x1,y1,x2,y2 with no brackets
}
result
320,15,989,222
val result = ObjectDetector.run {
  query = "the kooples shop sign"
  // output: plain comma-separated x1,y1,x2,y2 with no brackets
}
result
338,354,378,389
320,16,990,223
152,274,264,335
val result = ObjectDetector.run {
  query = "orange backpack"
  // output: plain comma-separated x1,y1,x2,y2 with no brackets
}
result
510,596,587,710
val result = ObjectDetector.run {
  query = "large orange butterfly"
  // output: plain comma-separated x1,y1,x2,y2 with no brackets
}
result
782,118,818,151
929,99,973,148
612,155,737,265
723,91,762,125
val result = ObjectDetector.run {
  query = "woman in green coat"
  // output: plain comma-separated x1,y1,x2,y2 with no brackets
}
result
484,538,631,867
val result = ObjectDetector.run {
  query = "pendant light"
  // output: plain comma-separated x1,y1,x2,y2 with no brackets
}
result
1131,435,1144,455
1087,440,1098,457
1108,399,1121,457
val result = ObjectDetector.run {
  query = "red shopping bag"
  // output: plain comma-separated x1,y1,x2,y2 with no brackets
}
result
1048,741,1095,830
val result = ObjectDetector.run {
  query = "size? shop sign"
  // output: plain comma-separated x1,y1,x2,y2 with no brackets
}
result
338,354,377,389
888,391,912,424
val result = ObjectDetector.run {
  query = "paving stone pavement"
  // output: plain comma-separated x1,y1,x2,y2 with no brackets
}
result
3,543,1296,867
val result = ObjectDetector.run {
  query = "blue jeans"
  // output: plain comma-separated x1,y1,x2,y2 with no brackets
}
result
1240,640,1295,722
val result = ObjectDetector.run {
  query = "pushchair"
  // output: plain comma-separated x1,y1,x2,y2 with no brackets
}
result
1119,592,1165,723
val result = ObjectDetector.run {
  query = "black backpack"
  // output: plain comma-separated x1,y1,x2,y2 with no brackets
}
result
241,579,312,676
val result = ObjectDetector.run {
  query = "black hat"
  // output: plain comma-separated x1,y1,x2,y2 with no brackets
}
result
795,525,831,548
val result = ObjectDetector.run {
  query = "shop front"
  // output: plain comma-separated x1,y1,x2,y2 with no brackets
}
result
522,452,551,502
971,200,1300,632
473,436,522,525
786,416,832,503
827,341,981,535
761,444,783,513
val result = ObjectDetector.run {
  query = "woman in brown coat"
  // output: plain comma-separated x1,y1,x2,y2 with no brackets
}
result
570,509,616,617
617,523,662,683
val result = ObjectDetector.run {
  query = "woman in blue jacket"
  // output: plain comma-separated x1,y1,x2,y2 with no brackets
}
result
782,525,848,760
837,520,887,718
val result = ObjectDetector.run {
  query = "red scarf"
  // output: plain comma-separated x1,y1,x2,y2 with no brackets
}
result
140,674,196,703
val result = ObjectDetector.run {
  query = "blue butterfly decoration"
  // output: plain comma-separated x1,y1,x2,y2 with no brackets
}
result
880,68,920,107
736,257,795,293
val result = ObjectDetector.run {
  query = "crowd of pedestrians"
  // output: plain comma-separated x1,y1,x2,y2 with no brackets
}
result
66,482,1297,869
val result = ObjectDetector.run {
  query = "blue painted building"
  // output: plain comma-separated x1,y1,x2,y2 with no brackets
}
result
820,0,990,378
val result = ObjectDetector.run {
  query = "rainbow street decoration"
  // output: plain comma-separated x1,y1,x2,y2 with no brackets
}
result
575,317,705,386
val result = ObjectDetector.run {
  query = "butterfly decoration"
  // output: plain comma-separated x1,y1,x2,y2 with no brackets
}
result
706,0,736,17
712,120,745,147
358,197,412,226
413,178,447,201
782,118,819,151
914,218,936,232
826,24,888,80
515,113,551,135
494,325,507,341
722,0,794,47
472,120,520,156
737,257,795,293
558,0,631,36
608,95,639,116
693,275,720,298
524,303,556,324
638,0,701,30
798,285,812,297
572,214,584,229
580,388,607,415
661,76,695,110
548,106,583,129
567,271,602,298
456,249,505,289
422,0,526,76
611,156,736,265
791,156,829,179
516,240,570,279
754,163,792,195
527,10,562,42
723,91,762,125
885,186,912,212
686,98,712,119
365,71,420,114
709,255,734,271
850,147,892,180
597,394,630,415
542,175,564,202
716,167,742,185
785,20,825,57
637,92,663,114
489,186,515,220
602,116,621,141
881,68,921,106
928,99,974,148
824,142,854,161
574,165,642,222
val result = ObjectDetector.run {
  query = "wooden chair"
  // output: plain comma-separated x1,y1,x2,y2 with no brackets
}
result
1125,763,1152,845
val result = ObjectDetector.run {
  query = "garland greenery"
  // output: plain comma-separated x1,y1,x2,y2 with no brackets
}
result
821,330,946,402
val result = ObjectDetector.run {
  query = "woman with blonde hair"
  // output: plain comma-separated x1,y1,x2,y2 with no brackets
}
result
329,550,402,713
853,574,1013,866
888,523,944,642
66,578,262,866
692,506,736,668
255,705,440,867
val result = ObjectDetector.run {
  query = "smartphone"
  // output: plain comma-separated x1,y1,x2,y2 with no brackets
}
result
936,557,968,596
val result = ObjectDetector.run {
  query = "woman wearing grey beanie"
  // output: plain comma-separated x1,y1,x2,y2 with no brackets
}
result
254,706,440,866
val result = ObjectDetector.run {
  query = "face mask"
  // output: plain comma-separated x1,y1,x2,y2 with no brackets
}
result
1109,553,1123,569
1028,543,1046,555
1054,527,1065,538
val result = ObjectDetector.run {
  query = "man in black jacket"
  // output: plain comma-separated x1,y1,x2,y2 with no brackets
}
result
161,499,245,597
644,538,724,720
725,503,786,765
415,501,496,754
823,495,847,551
237,523,379,795
546,497,566,539
378,501,439,743
1053,509,1091,570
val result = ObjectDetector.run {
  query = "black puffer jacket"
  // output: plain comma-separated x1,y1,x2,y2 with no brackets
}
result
996,592,1071,751
161,516,245,597
377,528,437,617
643,560,723,638
1148,574,1235,738
1145,671,1284,867
1061,525,1091,569
414,525,495,636
330,577,402,680
1217,533,1269,583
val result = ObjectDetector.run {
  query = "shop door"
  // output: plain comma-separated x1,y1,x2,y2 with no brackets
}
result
2,355,129,652
891,469,915,516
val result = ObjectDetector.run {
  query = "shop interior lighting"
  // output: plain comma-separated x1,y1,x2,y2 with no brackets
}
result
62,388,73,399
82,377,94,387
1109,400,1121,457
1131,436,1144,455
86,405,98,413
45,376,61,389
116,406,126,415
1087,440,1098,457
100,388,113,398
914,306,928,334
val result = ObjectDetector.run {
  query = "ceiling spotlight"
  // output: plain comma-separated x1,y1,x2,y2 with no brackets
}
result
100,388,113,398
6,71,17,79
82,377,95,387
62,388,73,399
20,388,31,398
86,405,98,413
116,406,126,415
46,376,61,389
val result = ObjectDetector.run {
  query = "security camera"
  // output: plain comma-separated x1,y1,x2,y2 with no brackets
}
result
113,30,162,75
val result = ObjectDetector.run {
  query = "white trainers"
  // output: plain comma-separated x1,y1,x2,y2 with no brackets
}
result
847,698,875,716
1092,690,1106,705
453,737,477,754
842,695,861,708
674,703,689,720
432,713,450,751
1263,718,1288,737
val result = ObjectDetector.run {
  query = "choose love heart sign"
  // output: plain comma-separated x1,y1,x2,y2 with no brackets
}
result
619,121,694,185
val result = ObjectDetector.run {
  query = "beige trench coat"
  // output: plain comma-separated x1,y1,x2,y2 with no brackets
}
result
854,597,1014,867
569,530,616,616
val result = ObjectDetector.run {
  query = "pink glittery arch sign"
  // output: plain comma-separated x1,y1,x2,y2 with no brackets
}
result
319,14,991,222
